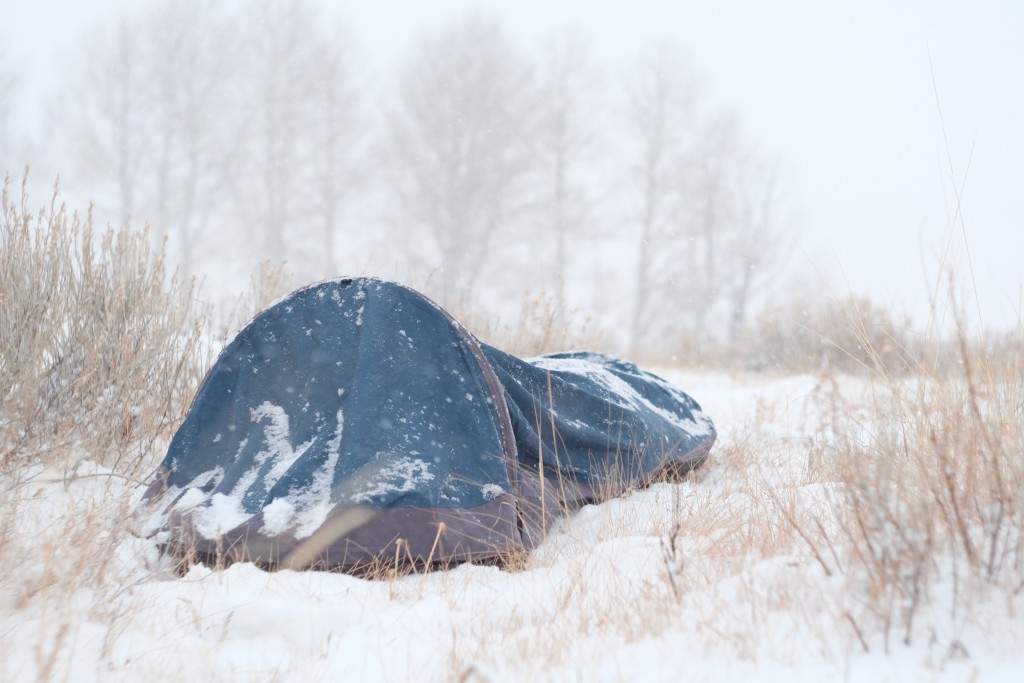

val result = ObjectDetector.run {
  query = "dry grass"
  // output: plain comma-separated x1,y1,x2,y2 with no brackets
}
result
739,294,919,374
670,293,921,374
212,258,297,344
452,287,603,357
792,318,1024,651
0,172,205,479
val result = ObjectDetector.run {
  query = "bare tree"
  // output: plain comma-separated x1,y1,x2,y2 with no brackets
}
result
534,30,602,319
143,1,242,273
44,8,791,348
385,16,537,305
621,52,792,352
623,47,699,355
716,146,790,341
56,2,242,273
229,0,362,274
671,111,792,342
234,0,321,260
61,0,361,277
673,113,740,337
67,21,151,225
308,32,361,275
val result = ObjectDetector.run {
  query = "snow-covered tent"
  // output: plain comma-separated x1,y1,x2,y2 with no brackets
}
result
141,278,716,570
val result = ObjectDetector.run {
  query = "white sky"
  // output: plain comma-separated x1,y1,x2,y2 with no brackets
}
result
4,0,1023,327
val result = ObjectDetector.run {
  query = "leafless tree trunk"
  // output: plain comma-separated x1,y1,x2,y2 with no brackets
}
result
232,0,361,273
309,35,360,275
144,2,241,274
722,156,788,341
674,112,791,342
623,48,698,356
535,30,601,322
385,16,537,305
67,22,150,226
621,56,792,351
247,1,317,259
684,116,736,336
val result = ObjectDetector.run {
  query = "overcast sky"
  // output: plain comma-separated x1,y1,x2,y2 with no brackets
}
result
4,0,1022,327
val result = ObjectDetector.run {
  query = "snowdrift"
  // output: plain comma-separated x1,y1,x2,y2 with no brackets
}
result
141,277,716,570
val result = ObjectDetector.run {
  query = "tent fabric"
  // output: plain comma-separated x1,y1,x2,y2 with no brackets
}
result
141,277,716,570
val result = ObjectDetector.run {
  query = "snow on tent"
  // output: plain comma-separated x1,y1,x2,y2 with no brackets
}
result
141,277,716,571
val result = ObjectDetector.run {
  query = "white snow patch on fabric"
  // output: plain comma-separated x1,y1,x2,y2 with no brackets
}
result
531,357,713,436
137,467,226,537
173,487,209,510
190,492,252,538
285,408,346,539
481,484,505,501
178,467,225,493
250,402,315,491
168,404,339,540
345,456,435,504
247,408,348,539
260,497,296,536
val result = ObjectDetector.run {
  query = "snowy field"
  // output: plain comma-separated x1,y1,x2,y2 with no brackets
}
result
3,369,1022,682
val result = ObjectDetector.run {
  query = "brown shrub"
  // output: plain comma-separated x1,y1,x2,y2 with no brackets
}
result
0,173,205,479
732,294,918,375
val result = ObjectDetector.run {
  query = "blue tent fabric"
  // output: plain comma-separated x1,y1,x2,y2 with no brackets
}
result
142,277,716,570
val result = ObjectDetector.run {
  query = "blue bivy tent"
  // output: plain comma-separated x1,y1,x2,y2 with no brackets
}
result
141,278,716,571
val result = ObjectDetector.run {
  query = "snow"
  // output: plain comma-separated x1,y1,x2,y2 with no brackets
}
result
532,355,715,436
3,371,1023,682
153,405,349,541
260,497,296,536
191,492,252,538
481,484,505,501
291,408,346,538
250,402,314,487
347,455,435,504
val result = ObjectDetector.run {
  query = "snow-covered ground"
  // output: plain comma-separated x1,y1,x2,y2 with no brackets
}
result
2,371,1022,682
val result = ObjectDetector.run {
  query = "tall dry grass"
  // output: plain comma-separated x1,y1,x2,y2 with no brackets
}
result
885,349,1014,625
450,286,602,358
736,294,919,374
771,303,1024,650
0,172,205,480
